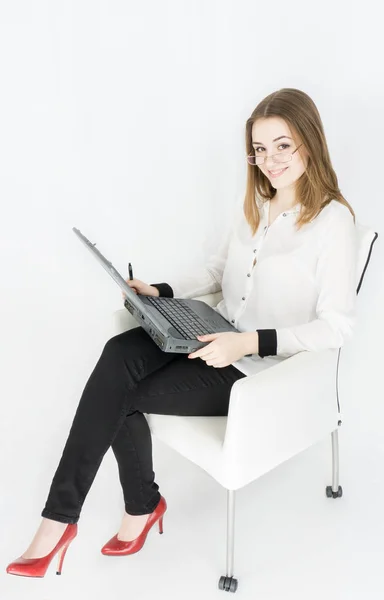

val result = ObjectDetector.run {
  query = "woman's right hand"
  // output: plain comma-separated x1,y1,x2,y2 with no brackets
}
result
122,278,160,299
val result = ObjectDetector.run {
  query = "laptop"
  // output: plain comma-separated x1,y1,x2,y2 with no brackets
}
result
72,227,246,355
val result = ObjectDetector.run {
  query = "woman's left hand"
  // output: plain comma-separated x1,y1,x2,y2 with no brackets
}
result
188,332,258,368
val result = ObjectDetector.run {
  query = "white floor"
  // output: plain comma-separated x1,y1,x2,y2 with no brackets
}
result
1,414,384,600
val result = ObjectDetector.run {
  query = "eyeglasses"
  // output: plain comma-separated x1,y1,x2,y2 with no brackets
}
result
247,143,303,166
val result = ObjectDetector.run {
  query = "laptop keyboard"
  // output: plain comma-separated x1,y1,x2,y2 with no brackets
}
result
145,297,213,339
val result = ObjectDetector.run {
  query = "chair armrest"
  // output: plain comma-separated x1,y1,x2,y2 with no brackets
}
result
222,348,340,488
112,291,223,336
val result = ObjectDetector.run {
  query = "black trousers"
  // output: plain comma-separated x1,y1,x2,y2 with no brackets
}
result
41,326,246,524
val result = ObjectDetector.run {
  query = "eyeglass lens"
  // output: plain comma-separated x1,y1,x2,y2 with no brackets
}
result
247,151,293,166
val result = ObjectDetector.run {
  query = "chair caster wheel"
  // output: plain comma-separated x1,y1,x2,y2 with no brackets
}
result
218,575,238,593
326,485,343,498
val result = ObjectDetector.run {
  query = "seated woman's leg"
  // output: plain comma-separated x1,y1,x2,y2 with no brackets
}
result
110,349,247,517
41,326,180,525
15,327,178,562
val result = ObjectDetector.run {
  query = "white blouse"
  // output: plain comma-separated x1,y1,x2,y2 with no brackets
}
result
165,195,358,377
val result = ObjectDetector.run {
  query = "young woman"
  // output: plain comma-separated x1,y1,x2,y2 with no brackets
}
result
6,88,357,577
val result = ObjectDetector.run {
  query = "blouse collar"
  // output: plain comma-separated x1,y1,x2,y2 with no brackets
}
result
262,198,302,216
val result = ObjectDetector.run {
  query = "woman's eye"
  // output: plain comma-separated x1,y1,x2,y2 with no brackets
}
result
255,143,290,153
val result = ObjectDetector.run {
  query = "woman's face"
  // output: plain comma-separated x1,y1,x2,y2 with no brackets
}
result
251,117,308,190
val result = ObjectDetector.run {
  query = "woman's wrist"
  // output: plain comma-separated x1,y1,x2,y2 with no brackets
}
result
150,285,160,297
241,331,259,355
149,283,174,298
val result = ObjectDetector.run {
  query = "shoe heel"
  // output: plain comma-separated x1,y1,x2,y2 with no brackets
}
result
56,543,70,575
158,516,164,535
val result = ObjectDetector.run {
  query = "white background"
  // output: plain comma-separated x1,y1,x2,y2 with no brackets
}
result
0,1,383,599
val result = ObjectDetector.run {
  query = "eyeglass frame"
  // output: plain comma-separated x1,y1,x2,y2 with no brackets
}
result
247,143,303,166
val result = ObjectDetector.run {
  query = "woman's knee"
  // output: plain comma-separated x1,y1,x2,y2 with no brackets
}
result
103,333,125,355
102,327,146,356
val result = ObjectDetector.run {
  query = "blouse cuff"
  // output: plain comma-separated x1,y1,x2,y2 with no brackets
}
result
150,283,174,298
256,329,277,358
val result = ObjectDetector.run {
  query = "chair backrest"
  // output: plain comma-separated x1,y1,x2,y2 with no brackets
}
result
355,222,379,295
336,222,378,415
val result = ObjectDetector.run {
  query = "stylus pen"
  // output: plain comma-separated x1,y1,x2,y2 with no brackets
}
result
128,262,133,280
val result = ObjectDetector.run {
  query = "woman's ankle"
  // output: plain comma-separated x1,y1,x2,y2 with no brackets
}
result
21,519,68,559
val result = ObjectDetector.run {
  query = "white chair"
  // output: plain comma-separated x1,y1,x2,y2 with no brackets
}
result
112,222,378,593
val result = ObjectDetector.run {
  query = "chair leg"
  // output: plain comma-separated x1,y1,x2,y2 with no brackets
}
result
326,429,343,499
218,490,238,593
226,489,235,577
331,429,340,491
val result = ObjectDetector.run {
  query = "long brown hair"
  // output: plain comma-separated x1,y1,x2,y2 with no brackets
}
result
243,88,355,236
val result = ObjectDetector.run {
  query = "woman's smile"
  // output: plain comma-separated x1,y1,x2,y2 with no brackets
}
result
268,167,288,178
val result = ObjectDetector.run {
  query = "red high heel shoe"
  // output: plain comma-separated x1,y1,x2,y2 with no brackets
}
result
101,495,167,556
6,523,78,578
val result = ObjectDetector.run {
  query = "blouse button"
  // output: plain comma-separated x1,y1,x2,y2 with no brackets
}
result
242,297,246,301
247,273,251,277
253,248,257,253
283,212,286,217
231,319,235,323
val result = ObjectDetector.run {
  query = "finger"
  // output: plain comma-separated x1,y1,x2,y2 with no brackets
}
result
189,340,218,358
188,348,216,359
211,359,229,368
206,359,225,367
